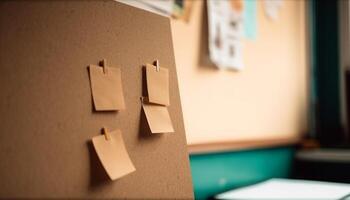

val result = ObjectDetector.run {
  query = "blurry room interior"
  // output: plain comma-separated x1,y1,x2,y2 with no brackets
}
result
1,0,350,199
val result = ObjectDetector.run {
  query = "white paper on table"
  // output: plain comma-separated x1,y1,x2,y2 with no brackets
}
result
216,178,350,200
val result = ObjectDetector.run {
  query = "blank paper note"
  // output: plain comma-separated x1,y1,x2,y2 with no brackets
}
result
146,64,170,106
89,64,126,111
142,103,174,133
92,129,135,180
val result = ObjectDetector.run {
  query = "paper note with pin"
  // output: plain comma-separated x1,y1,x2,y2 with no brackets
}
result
92,128,135,180
88,59,126,111
146,60,170,106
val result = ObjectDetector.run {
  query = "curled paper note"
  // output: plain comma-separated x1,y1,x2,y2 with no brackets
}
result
142,103,174,134
92,128,135,180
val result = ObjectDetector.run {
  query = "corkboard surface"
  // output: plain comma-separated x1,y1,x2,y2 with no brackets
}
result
0,1,193,198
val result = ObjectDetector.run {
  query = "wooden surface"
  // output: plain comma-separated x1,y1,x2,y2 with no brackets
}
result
188,137,300,154
0,1,193,198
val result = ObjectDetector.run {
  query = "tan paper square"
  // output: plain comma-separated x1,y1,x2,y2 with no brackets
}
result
142,103,174,133
89,64,126,111
146,64,170,106
92,129,136,180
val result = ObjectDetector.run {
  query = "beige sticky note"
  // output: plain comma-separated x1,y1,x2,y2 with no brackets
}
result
146,64,170,106
89,64,126,111
142,103,174,133
92,129,135,180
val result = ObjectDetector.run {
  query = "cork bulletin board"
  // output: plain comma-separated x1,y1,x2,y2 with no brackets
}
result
0,1,193,199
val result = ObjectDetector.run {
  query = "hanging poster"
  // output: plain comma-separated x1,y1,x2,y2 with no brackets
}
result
207,0,244,70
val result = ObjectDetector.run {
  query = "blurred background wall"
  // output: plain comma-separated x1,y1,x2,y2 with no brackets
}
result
171,0,308,145
170,1,309,199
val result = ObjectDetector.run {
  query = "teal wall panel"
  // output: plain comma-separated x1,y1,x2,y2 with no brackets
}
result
189,147,295,200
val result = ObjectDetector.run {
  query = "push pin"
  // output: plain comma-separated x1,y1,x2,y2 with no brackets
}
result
140,96,149,103
102,127,110,140
100,59,108,74
153,60,160,72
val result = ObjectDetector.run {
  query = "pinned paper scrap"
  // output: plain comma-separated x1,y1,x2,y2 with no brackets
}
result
92,128,135,180
142,103,174,134
146,63,170,106
88,59,126,111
